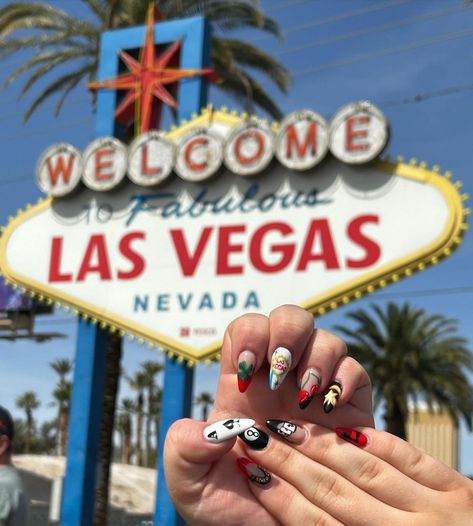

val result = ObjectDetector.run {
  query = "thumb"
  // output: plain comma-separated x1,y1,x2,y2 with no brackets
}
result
164,417,254,500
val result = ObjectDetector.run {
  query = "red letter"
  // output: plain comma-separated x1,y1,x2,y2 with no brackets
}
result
217,225,245,275
77,234,112,281
46,154,76,186
48,237,73,282
346,215,380,268
141,144,161,176
95,148,114,180
296,219,340,270
117,232,146,279
234,130,264,165
171,227,213,277
250,222,295,273
286,122,317,158
185,137,208,172
345,116,369,152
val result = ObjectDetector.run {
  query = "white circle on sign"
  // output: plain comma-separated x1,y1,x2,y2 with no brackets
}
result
329,101,389,164
276,110,329,171
175,128,224,182
36,143,83,197
224,121,274,176
128,131,175,186
82,137,128,191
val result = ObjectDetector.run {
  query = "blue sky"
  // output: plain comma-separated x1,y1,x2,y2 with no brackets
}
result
1,0,473,471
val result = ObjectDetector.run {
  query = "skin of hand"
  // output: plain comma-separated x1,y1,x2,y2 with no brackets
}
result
237,421,473,526
164,305,374,525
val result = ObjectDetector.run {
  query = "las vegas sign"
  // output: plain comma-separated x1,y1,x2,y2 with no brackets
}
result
0,102,468,363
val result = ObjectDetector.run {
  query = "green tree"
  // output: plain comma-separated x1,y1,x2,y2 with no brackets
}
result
0,0,289,120
335,302,473,439
50,358,73,455
194,391,214,421
140,361,163,467
15,391,41,453
116,398,135,464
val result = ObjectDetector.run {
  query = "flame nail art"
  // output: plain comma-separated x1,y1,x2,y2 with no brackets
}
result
336,427,368,448
323,382,342,413
237,350,256,393
269,347,292,390
237,457,271,485
299,368,321,409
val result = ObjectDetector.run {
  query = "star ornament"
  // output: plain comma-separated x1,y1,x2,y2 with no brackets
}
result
88,6,218,133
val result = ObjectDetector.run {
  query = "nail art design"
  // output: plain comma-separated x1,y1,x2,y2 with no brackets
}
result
238,426,269,450
266,419,306,444
299,368,321,409
336,427,368,448
204,418,255,443
237,350,256,393
269,347,292,390
237,457,271,485
323,382,342,413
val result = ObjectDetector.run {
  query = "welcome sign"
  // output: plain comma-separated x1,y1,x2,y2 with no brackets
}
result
0,106,467,362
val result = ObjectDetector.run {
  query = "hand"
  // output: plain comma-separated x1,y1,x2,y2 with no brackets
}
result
236,421,473,526
164,305,374,525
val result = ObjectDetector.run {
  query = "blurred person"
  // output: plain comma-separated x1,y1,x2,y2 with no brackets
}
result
0,406,28,526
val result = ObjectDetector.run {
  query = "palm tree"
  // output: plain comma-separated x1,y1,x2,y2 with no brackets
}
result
335,302,473,440
0,0,289,120
149,385,162,455
194,391,214,421
15,391,41,453
128,370,148,466
117,398,135,464
50,359,73,455
140,361,163,467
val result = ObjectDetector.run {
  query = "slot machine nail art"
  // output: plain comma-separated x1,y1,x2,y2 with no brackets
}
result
204,418,255,443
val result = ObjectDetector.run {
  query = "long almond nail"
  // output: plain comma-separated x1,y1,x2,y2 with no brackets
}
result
238,426,269,450
237,457,271,485
323,382,342,413
299,368,321,409
269,347,292,390
237,350,256,393
204,418,255,443
336,427,368,447
266,419,306,444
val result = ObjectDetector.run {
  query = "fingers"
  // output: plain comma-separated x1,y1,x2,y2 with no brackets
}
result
164,417,252,502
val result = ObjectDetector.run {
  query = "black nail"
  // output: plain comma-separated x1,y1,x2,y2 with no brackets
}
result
238,426,269,450
323,382,342,414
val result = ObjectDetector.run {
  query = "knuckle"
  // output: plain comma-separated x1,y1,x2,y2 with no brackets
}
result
228,313,268,341
312,473,341,503
356,457,384,489
270,304,314,330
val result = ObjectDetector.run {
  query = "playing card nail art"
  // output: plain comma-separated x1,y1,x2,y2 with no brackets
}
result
299,368,321,409
269,347,292,390
266,419,306,444
336,427,368,448
238,426,269,450
237,457,271,485
204,418,255,443
237,350,256,393
323,382,342,413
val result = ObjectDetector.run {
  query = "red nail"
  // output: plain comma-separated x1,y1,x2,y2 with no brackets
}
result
236,457,271,485
237,351,256,393
335,427,368,447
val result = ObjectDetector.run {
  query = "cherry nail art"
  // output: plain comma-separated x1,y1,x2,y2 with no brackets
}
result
237,350,256,393
336,427,368,447
299,368,320,409
237,457,271,485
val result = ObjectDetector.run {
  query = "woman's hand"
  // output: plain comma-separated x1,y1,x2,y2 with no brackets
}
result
164,305,374,525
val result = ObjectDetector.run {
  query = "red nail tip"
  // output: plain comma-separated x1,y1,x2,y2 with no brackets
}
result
238,377,251,393
335,427,368,447
236,457,253,477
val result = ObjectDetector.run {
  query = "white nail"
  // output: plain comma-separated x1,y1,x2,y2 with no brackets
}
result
269,347,292,391
204,418,255,443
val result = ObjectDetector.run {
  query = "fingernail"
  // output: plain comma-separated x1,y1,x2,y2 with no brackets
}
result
237,457,271,485
237,350,256,393
323,382,342,413
269,347,292,390
336,427,368,448
204,418,255,443
266,419,306,444
299,368,321,409
238,426,269,450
